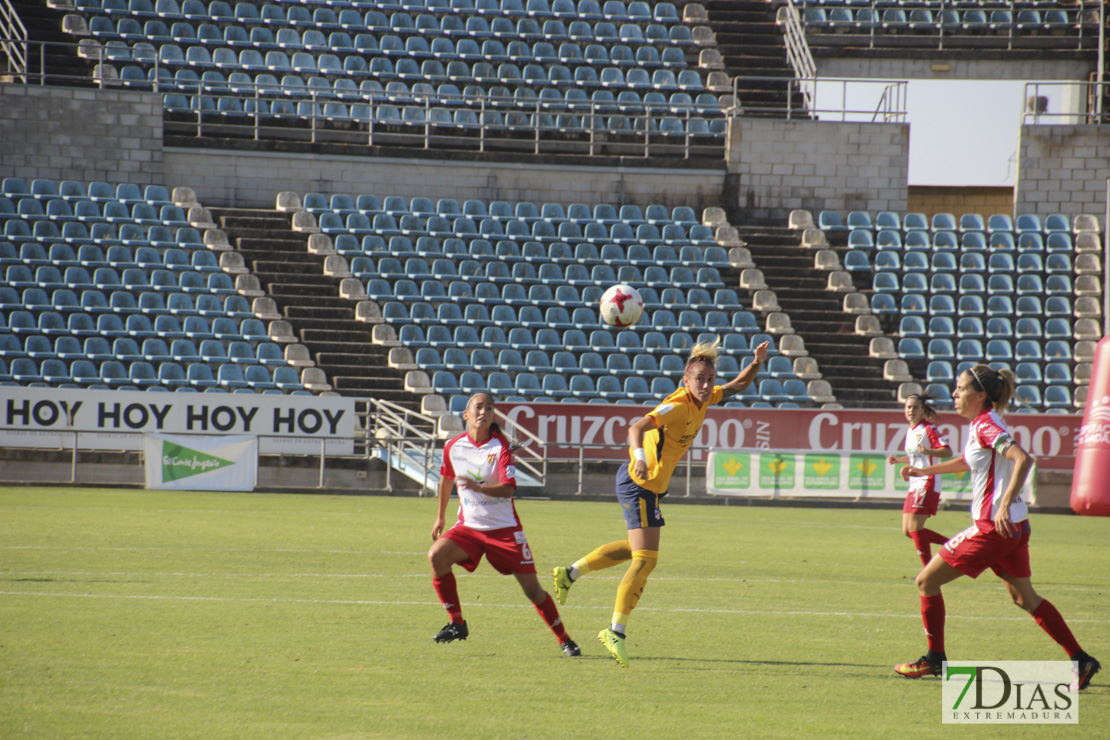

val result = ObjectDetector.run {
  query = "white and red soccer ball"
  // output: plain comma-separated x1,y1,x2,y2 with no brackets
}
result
599,284,644,328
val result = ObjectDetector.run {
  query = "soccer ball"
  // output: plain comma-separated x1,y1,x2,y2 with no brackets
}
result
599,284,644,328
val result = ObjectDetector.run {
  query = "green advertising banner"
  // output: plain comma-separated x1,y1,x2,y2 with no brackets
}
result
706,450,1034,504
803,454,840,490
759,452,795,490
713,452,751,491
848,453,886,490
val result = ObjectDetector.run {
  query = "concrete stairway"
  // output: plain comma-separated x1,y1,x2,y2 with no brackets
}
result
207,207,417,407
7,0,95,84
734,224,902,407
701,0,809,117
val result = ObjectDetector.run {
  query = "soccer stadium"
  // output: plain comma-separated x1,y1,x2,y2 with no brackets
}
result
1,0,1107,736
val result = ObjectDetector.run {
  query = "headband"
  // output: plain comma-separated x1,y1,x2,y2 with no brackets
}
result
969,367,999,403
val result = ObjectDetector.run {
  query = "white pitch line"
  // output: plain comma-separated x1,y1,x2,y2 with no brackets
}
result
1,571,1103,593
6,545,1107,581
0,545,421,556
1,590,1108,624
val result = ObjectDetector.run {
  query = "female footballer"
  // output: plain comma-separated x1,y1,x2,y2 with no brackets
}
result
893,366,1100,688
886,392,952,566
552,337,769,667
429,392,581,657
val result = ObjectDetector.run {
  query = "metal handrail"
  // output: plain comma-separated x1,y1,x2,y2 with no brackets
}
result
0,0,28,83
729,75,908,122
362,397,547,490
1022,80,1110,125
871,82,905,123
776,0,817,114
797,0,1101,53
1,35,728,161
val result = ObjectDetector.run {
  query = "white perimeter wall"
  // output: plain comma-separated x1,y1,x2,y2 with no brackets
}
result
1016,125,1110,219
726,118,910,222
163,148,727,211
0,85,164,186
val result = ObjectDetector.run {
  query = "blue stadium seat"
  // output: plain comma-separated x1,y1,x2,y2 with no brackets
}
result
1043,386,1072,410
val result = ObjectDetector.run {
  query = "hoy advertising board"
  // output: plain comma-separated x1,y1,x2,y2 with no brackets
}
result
501,403,1078,471
0,387,356,454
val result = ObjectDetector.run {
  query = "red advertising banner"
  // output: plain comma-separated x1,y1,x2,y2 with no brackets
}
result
502,403,1079,470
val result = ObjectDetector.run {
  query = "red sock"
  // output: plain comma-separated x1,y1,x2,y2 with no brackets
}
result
908,531,932,566
921,528,949,546
432,572,464,623
534,592,570,643
1032,599,1081,656
921,593,945,653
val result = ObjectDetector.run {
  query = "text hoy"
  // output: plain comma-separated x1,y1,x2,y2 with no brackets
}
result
6,398,346,435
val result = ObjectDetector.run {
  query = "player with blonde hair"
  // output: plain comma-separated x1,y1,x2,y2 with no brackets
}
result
552,337,770,667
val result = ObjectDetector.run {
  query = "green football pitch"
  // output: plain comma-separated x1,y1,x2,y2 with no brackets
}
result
1,486,1106,739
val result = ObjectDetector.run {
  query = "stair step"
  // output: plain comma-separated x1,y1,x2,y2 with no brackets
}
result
252,260,332,276
281,314,358,331
300,328,375,344
266,281,341,297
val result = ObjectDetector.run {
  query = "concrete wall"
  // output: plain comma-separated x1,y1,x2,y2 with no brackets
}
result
0,84,164,185
816,58,1095,83
1016,124,1110,219
726,118,909,222
163,148,728,211
907,185,1014,220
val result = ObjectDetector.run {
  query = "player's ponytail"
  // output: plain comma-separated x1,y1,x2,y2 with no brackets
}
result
968,364,1015,410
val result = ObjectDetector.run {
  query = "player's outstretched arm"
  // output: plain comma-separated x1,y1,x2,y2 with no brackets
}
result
721,340,770,399
903,456,970,480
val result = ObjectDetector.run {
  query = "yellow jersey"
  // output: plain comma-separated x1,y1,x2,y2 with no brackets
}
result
629,384,723,494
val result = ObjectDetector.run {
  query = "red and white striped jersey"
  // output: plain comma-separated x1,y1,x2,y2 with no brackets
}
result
964,409,1028,527
441,428,519,531
905,421,948,494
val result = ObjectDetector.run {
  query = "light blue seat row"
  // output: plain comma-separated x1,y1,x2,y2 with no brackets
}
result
143,31,690,70
85,10,695,48
2,355,304,391
0,284,252,318
819,209,1099,237
82,0,680,25
805,7,1075,32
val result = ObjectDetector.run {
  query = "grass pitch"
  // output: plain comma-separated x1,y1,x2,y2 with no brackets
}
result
1,486,1107,739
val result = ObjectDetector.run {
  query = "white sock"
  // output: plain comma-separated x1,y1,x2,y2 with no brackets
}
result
610,622,626,635
568,564,581,580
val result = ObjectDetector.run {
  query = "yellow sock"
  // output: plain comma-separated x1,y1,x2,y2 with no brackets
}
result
612,549,658,628
574,540,632,575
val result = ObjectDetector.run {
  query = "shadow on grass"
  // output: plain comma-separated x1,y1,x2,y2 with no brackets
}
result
631,656,877,669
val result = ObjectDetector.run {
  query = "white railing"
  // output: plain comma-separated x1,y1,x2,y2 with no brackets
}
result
2,36,728,161
1022,80,1110,125
776,0,817,113
730,75,908,122
797,0,1102,53
363,397,548,491
0,0,28,83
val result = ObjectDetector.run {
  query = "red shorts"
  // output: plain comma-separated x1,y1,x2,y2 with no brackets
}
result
902,483,940,515
442,524,536,576
939,520,1032,579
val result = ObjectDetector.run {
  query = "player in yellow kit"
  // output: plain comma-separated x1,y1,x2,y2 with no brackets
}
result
552,337,769,666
